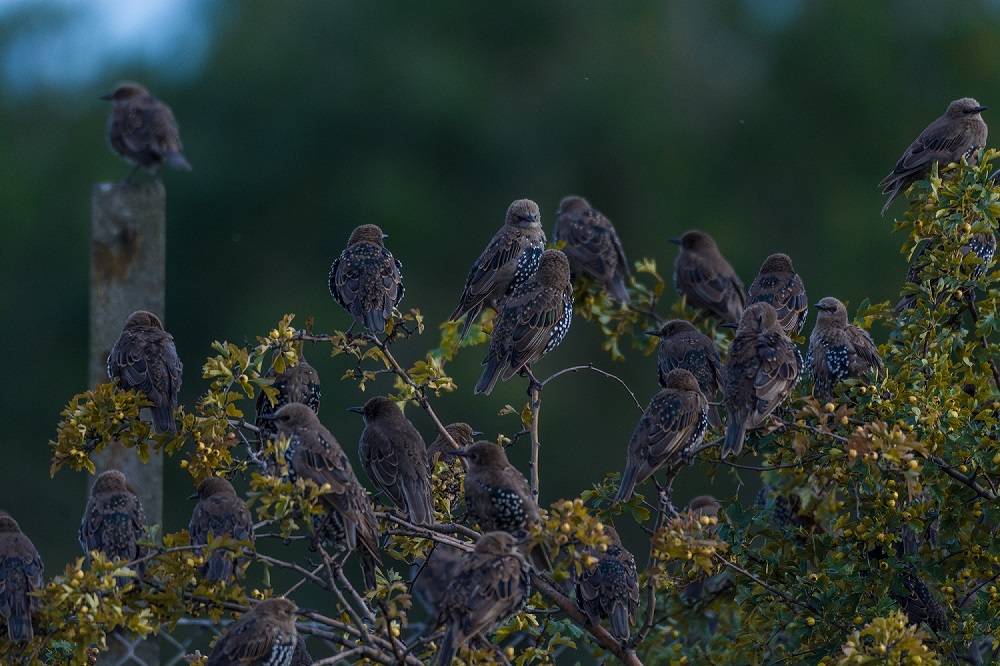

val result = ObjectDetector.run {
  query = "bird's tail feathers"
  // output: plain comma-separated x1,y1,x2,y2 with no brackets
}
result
475,355,503,395
434,626,459,666
614,466,639,505
608,603,631,642
608,274,631,305
722,417,747,458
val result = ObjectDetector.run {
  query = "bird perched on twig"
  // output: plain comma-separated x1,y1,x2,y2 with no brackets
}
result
329,224,404,335
79,470,147,586
895,232,997,312
255,347,321,452
189,477,254,584
0,512,43,643
575,525,639,642
807,297,883,400
206,597,300,666
412,543,466,616
671,230,744,324
553,195,631,304
451,199,546,341
746,253,808,336
426,423,481,470
101,81,192,182
880,97,988,216
107,310,183,433
646,319,722,427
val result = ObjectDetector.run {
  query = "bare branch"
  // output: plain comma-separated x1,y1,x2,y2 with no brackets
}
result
540,363,644,412
927,453,998,500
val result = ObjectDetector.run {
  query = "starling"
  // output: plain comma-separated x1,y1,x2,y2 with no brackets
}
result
329,224,404,335
261,403,381,590
895,569,949,634
348,396,435,525
895,232,997,311
290,636,313,666
746,253,808,336
614,369,708,504
553,195,631,304
426,422,480,467
880,97,988,216
79,470,147,585
0,512,43,643
433,532,529,666
475,249,574,395
450,199,546,341
412,542,466,616
645,319,723,427
107,310,183,433
575,525,639,642
686,495,721,522
206,597,299,666
255,348,321,449
189,477,254,584
671,230,744,324
807,297,883,400
722,302,800,458
102,82,192,182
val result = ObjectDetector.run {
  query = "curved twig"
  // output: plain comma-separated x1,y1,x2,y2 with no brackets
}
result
541,363,643,412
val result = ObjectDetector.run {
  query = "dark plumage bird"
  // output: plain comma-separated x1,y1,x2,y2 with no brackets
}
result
0,512,43,643
107,310,183,433
880,97,988,216
255,348,321,449
189,477,254,584
895,232,997,311
722,302,800,458
671,230,744,324
475,249,574,395
553,195,631,304
206,597,299,666
646,319,723,427
746,253,808,336
614,369,708,504
686,495,722,521
575,525,639,642
807,297,883,400
426,422,480,468
348,396,434,525
101,81,192,182
412,543,466,616
450,199,546,341
433,532,529,666
329,224,404,335
80,470,147,585
895,570,948,634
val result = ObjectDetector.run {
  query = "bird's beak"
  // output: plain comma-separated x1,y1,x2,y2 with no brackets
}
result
668,237,681,245
99,93,113,101
515,535,536,546
347,406,365,415
471,430,484,437
381,233,389,239
187,492,198,500
974,105,989,113
257,413,277,421
720,322,739,329
643,330,660,336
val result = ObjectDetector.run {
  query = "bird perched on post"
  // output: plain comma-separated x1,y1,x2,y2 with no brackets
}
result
433,532,530,666
450,199,546,341
189,477,254,584
329,224,404,335
746,253,808,336
575,525,639,642
0,512,43,643
348,396,435,525
880,97,988,216
426,422,480,468
671,231,744,324
79,470,147,586
255,347,321,451
206,597,300,666
475,249,574,395
645,319,722,427
722,302,800,458
107,310,183,433
807,297,883,400
553,195,631,304
614,369,708,504
412,543,466,616
101,81,192,182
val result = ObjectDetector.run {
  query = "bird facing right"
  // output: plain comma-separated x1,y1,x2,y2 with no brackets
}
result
188,476,255,584
101,81,192,182
79,470,147,585
646,319,723,427
426,422,480,469
553,195,631,304
575,525,639,642
671,230,745,324
329,224,404,335
0,512,43,643
746,253,808,336
807,297,883,400
206,597,299,666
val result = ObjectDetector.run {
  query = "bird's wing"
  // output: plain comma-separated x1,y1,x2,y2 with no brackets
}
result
454,229,522,314
881,118,973,188
752,334,798,415
641,392,705,464
505,285,566,372
556,210,618,280
846,326,884,375
360,431,406,507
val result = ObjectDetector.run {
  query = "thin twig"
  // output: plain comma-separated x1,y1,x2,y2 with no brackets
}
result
529,378,541,498
927,453,998,500
541,363,644,412
378,512,481,546
635,491,669,646
708,454,825,472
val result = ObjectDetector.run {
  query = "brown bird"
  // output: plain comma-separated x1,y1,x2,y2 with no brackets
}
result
348,396,435,525
79,470,147,586
0,512,43,643
722,302,800,458
450,199,546,341
475,249,574,395
426,422,480,467
880,97,988,216
895,569,949,634
686,495,722,521
575,525,639,642
746,253,808,336
107,310,183,433
206,597,300,666
433,532,529,666
329,224,404,335
553,195,631,304
895,232,997,311
645,319,723,427
255,348,321,450
412,543,467,616
671,230,744,324
101,81,191,182
807,297,883,400
189,477,255,584
614,369,708,504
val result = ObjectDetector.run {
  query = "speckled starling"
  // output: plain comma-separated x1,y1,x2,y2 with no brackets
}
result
671,230,744,323
329,224,404,335
880,97,988,216
895,569,948,634
575,525,639,641
433,532,529,666
646,319,723,427
107,310,183,433
614,369,708,504
553,195,631,304
895,232,997,311
348,396,434,525
451,199,546,341
206,597,299,666
746,253,808,336
807,297,883,400
475,249,573,395
255,348,321,449
189,477,254,584
412,542,466,616
0,512,42,643
722,302,800,458
290,636,313,666
80,470,147,585
102,81,191,181
426,423,481,469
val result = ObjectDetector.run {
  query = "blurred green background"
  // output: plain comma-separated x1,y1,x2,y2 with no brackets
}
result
3,0,1000,657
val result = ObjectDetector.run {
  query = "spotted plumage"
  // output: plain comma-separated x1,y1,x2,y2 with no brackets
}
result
646,319,722,427
80,470,147,586
0,512,42,643
553,195,631,304
895,570,948,634
329,224,404,335
189,477,255,584
206,597,300,666
746,253,808,336
255,348,321,453
102,81,191,181
896,232,997,311
807,297,883,399
575,525,639,641
671,230,744,324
